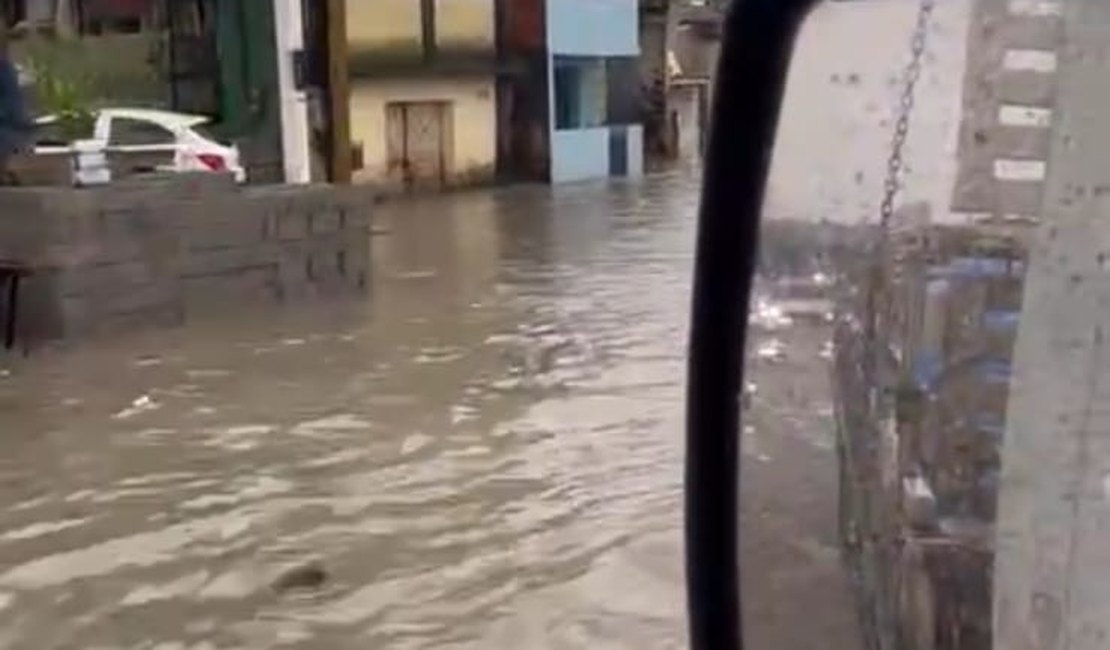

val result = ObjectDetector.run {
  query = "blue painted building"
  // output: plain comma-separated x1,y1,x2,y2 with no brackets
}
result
544,0,643,183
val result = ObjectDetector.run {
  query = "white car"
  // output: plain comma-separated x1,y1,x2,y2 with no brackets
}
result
34,108,245,183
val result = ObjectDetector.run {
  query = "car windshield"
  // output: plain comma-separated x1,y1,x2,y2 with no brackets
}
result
0,0,1102,648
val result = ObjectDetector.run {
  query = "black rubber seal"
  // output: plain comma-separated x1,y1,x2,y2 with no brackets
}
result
685,1,821,648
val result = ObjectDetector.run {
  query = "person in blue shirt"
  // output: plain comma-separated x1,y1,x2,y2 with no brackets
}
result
0,32,33,184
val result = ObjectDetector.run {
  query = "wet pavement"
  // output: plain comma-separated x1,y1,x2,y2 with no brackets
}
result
0,171,854,649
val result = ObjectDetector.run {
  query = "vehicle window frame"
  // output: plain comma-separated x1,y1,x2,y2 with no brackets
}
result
31,120,69,148
106,117,179,148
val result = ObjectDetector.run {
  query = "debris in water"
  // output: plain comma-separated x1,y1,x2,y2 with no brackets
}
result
292,414,372,437
394,270,438,280
113,395,160,420
450,404,478,425
271,560,328,594
186,369,233,380
401,433,433,455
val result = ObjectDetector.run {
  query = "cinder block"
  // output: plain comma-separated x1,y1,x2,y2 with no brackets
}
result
275,205,310,241
0,189,48,221
0,215,48,262
54,261,161,296
309,205,342,235
182,266,279,314
97,281,180,316
185,204,270,250
274,244,319,299
181,245,271,278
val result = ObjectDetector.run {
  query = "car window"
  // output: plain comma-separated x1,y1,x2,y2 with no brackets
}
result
32,121,68,147
189,122,224,143
108,118,176,147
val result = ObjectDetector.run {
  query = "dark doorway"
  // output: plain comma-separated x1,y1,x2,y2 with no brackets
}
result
609,126,628,177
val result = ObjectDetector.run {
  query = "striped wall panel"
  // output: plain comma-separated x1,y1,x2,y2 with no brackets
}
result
951,0,1062,219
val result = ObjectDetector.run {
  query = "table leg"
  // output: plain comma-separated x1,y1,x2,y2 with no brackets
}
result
4,274,18,351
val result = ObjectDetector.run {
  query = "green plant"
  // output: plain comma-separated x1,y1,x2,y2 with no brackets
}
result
33,67,95,140
20,38,96,141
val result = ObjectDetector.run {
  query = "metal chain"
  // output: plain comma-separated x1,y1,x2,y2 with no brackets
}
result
879,0,937,230
861,0,936,401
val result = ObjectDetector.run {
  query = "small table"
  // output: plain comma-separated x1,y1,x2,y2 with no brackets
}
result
0,261,30,350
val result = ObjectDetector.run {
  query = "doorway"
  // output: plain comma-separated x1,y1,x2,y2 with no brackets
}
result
386,101,451,190
609,126,629,177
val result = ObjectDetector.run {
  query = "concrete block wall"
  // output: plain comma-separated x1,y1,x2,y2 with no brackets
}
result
0,174,373,342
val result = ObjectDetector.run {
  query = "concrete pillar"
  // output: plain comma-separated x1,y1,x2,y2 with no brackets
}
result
950,0,1062,219
639,2,670,159
273,0,312,184
994,1,1110,648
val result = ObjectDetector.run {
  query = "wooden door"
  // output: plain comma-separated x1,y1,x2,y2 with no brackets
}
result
404,102,445,189
385,101,447,190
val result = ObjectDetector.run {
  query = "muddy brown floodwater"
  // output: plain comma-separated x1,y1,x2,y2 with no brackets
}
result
0,173,856,649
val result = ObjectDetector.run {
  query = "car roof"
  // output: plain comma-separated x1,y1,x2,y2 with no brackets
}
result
35,108,211,130
99,108,212,129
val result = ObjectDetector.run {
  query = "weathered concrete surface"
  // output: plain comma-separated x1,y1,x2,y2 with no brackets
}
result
950,0,1063,218
994,1,1110,648
0,174,373,342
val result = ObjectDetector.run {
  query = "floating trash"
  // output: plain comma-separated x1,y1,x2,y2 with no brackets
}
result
271,559,328,594
401,432,433,455
113,395,161,420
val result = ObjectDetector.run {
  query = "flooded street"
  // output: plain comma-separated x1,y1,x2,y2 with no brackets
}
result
0,172,848,649
0,1,978,646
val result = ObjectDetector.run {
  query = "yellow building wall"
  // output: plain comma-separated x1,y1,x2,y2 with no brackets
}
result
346,0,421,55
349,79,497,187
345,0,493,55
435,0,495,50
